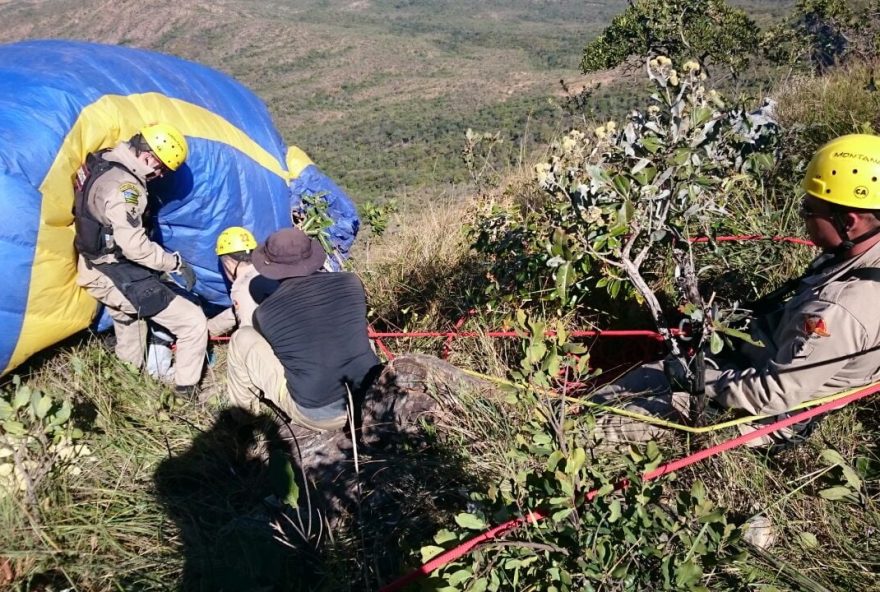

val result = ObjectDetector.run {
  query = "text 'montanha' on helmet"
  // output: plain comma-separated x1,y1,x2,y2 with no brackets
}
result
216,226,258,256
802,133,880,210
140,123,188,171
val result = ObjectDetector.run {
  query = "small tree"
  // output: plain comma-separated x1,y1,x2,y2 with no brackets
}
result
761,0,880,73
536,57,779,417
581,0,760,77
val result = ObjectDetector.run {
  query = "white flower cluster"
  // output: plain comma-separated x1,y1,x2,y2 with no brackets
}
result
594,120,617,140
535,161,553,187
584,205,605,226
536,129,595,188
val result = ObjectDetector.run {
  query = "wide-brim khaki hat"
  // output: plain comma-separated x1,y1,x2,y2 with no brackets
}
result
252,227,326,280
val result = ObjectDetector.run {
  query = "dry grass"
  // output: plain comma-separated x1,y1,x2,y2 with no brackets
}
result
774,58,880,153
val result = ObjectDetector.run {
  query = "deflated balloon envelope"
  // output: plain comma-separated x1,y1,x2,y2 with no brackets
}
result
0,39,359,374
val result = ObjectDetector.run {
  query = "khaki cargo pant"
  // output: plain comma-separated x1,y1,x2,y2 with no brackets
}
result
592,361,790,447
80,269,208,387
226,326,347,431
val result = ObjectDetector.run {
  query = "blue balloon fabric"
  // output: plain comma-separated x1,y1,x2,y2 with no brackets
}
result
0,39,359,373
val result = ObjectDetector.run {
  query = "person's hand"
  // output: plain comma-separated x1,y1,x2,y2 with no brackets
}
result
172,253,197,291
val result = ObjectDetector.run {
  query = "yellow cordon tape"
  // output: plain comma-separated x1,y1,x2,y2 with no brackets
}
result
461,368,866,433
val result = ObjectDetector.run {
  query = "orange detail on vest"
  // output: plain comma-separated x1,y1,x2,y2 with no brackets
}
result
804,315,831,337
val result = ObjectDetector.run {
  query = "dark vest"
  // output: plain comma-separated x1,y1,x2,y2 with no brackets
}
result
73,150,131,260
253,272,380,409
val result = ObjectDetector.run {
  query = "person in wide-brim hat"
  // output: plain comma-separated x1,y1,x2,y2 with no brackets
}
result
224,225,380,432
252,227,326,280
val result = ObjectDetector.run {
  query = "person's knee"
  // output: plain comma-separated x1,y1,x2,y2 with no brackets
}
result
229,326,259,351
158,298,208,344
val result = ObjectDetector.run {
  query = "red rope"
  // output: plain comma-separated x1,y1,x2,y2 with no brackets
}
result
443,309,475,359
367,329,670,339
377,382,879,592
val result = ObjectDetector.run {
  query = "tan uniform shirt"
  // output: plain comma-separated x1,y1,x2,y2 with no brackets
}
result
206,265,260,336
75,142,178,285
712,240,880,415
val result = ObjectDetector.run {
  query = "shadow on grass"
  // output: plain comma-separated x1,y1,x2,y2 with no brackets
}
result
154,361,481,591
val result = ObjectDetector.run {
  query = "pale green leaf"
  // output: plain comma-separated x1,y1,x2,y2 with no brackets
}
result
434,528,458,545
420,545,445,563
0,399,12,420
798,532,819,549
12,386,29,410
2,420,25,436
48,401,71,427
818,486,854,501
448,568,473,587
527,342,547,365
454,513,486,530
554,262,576,304
566,447,586,476
675,560,702,587
552,507,574,522
34,395,52,420
547,450,565,472
608,499,622,523
710,332,724,355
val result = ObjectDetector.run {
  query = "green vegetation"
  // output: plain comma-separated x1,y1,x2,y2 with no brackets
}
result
1,0,879,590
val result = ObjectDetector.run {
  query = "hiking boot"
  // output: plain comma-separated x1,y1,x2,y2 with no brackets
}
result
174,384,200,401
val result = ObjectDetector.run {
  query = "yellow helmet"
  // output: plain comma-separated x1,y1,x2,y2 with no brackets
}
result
216,226,257,256
802,134,880,209
140,123,188,171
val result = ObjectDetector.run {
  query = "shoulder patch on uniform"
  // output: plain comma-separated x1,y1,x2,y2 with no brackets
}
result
804,315,831,337
126,207,141,227
119,182,141,205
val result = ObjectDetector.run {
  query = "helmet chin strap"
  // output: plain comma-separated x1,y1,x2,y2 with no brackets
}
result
830,210,880,255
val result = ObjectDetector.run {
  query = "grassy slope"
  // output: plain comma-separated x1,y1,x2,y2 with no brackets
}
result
3,1,877,590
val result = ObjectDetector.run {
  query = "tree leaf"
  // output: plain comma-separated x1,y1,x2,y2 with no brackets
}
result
420,545,445,563
12,386,29,410
0,399,12,420
454,513,486,530
434,529,458,545
566,447,586,476
547,450,565,472
818,486,854,501
34,395,52,420
608,499,622,523
48,401,71,427
820,448,862,489
2,420,25,436
798,532,819,549
675,560,702,587
555,262,576,304
710,331,724,355
448,568,473,587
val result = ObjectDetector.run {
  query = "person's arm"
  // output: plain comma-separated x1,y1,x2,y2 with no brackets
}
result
207,308,237,337
712,300,866,415
97,176,178,271
249,275,280,304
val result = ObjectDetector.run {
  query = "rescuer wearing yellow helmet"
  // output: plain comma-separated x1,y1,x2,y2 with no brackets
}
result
592,134,880,449
73,122,207,397
206,226,262,336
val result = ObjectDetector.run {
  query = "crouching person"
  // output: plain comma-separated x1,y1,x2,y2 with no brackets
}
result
225,227,380,431
594,134,880,448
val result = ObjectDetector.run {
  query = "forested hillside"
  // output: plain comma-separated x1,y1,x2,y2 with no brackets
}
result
1,0,790,200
